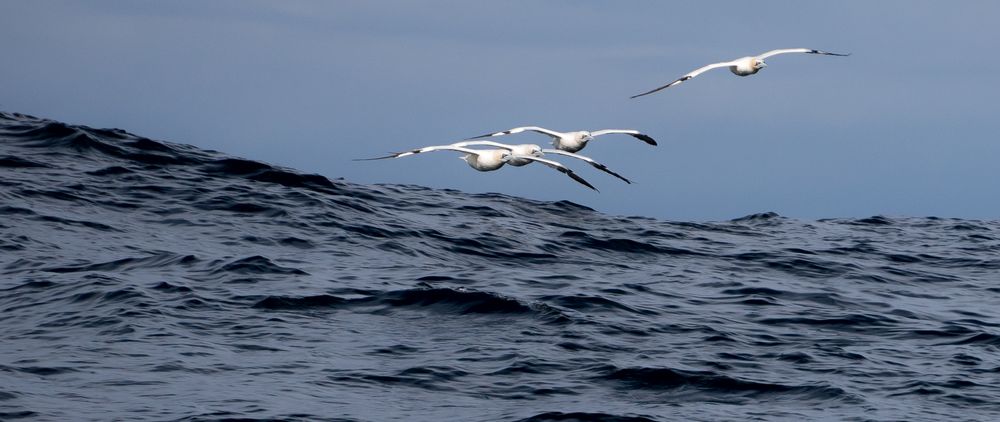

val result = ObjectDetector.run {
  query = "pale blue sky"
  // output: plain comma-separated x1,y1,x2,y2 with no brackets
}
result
2,1,998,220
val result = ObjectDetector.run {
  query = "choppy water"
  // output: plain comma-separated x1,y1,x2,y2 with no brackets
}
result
2,111,1000,421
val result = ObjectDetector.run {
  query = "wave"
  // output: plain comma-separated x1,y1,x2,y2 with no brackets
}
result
516,412,658,422
3,111,999,421
596,365,856,403
253,287,571,323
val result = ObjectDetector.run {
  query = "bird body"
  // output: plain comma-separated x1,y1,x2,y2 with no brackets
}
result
461,148,507,171
551,131,592,153
729,56,764,76
476,143,541,166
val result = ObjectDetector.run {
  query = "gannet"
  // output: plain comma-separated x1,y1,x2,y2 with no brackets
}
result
631,48,849,98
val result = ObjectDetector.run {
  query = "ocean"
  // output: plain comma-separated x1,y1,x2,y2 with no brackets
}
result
2,111,999,421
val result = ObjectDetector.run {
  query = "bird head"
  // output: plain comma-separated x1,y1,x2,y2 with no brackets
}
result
754,59,768,70
579,131,594,143
525,144,544,157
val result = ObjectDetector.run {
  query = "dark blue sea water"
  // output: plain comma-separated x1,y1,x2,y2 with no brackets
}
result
2,111,999,421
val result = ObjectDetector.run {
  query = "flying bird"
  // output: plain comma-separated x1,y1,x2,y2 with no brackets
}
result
453,140,632,184
465,126,656,153
357,145,597,191
631,48,850,98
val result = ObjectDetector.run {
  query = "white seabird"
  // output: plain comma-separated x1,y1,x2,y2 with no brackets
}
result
631,48,850,98
465,126,657,153
452,140,632,184
358,145,598,191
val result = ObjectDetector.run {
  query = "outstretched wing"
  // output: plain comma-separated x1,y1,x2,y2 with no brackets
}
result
465,126,564,140
450,140,515,150
542,149,631,184
589,129,657,146
630,61,735,98
756,48,850,59
354,145,481,161
513,155,598,191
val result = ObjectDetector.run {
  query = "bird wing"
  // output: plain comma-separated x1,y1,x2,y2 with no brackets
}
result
541,149,631,184
450,140,515,150
512,155,598,191
465,126,564,140
630,61,735,99
756,48,850,59
589,129,658,146
355,145,482,160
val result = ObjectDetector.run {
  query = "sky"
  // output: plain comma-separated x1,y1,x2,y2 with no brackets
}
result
2,1,998,221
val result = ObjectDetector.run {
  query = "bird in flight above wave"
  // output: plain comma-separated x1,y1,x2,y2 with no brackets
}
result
357,145,597,191
465,126,656,154
453,140,632,184
631,48,850,98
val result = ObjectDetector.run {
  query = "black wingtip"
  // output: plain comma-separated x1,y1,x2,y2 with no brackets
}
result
465,130,511,140
633,134,657,146
630,76,689,99
465,133,493,140
567,171,598,191
629,88,660,99
591,163,631,184
629,89,660,99
812,49,851,57
353,154,396,161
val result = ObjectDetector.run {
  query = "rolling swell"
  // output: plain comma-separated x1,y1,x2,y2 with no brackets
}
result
252,287,570,322
516,412,658,422
596,365,855,402
2,112,1000,421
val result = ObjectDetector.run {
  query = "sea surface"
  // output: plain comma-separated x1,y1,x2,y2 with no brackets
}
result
2,111,999,421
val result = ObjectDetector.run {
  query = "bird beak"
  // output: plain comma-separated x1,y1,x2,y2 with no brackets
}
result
760,62,768,68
